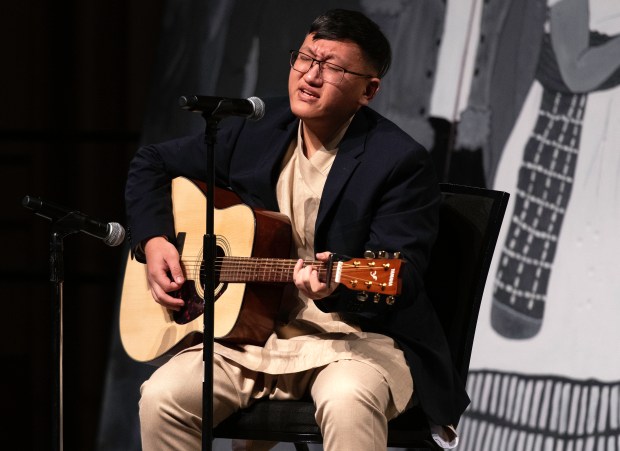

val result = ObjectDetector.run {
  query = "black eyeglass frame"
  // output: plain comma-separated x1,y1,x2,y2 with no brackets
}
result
289,50,375,84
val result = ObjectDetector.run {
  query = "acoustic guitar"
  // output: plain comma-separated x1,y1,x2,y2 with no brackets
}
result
119,177,403,364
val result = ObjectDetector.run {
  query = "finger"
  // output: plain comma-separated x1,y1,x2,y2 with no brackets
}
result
163,252,185,285
309,268,327,293
149,267,181,292
315,251,331,261
293,258,305,278
149,284,184,311
295,266,323,299
293,260,313,294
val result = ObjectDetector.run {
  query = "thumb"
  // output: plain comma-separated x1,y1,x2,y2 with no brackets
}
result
315,251,332,262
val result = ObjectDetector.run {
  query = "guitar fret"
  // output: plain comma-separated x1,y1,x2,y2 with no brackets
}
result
216,257,339,285
219,257,298,283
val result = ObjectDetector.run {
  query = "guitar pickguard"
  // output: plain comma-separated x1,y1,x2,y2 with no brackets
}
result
173,243,228,325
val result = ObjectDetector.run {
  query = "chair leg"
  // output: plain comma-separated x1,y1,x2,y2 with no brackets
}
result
293,443,310,451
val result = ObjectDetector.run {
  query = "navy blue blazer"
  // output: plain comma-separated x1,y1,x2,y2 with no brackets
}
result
125,96,470,425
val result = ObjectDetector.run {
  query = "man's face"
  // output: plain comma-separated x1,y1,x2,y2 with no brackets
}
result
288,33,380,130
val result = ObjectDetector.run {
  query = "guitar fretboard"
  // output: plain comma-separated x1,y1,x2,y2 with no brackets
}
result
218,257,331,284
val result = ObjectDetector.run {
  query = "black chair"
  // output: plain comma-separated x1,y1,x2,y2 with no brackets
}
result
213,183,509,450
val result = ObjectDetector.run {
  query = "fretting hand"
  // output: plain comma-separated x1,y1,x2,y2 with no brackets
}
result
293,251,339,300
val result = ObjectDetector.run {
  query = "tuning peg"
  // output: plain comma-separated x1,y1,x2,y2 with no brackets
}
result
385,296,396,305
357,292,368,302
364,250,375,259
378,250,387,258
393,252,401,259
373,293,381,303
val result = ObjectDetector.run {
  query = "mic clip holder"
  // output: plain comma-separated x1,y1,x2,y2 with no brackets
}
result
48,213,82,283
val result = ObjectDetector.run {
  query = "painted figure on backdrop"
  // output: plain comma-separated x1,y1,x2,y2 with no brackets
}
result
460,0,620,448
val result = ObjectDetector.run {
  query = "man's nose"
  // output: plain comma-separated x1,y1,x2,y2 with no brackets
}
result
304,61,322,82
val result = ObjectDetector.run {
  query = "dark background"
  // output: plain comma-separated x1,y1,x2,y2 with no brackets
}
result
1,1,164,449
1,2,484,450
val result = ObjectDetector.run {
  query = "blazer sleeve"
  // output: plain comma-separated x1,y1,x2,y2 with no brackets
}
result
124,119,246,260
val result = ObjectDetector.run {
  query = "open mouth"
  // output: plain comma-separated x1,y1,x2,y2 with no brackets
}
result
300,88,319,99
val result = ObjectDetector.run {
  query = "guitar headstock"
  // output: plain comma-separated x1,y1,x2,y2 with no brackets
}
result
333,250,404,304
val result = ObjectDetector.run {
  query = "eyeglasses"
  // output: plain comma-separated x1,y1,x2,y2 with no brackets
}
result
289,50,374,85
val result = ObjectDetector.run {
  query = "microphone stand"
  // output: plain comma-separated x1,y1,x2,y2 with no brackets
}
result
24,196,125,450
180,95,263,450
50,229,68,451
200,113,220,451
47,214,84,451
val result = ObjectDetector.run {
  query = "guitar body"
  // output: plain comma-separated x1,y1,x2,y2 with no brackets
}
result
119,177,292,365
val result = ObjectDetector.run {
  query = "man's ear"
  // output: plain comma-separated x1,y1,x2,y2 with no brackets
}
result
360,78,381,105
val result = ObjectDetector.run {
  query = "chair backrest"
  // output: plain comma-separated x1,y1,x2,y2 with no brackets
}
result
425,184,509,383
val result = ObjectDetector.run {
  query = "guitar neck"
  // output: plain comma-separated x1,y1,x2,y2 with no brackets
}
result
218,257,332,284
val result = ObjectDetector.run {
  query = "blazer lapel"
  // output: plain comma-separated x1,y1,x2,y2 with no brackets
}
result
250,107,370,228
315,110,369,234
253,117,299,211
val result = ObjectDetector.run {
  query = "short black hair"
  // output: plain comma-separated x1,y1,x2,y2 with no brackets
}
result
308,9,391,79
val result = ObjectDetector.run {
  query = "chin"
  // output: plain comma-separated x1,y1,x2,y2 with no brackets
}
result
289,99,318,121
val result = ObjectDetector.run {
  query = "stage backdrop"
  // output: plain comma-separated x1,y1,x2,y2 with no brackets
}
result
98,1,620,450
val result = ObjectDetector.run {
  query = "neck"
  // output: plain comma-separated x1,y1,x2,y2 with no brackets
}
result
300,118,350,159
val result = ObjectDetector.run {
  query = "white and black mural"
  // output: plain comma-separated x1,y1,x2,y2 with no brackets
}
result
452,0,620,449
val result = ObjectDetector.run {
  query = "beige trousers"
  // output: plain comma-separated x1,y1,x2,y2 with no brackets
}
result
139,346,405,451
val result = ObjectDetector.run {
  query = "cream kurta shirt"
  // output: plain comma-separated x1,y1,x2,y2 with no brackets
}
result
215,121,413,413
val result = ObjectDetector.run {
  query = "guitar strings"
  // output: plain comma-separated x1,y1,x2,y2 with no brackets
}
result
177,257,385,272
175,256,397,288
180,257,315,268
180,257,326,281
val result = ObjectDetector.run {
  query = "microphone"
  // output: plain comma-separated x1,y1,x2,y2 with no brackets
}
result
22,195,126,247
178,95,265,121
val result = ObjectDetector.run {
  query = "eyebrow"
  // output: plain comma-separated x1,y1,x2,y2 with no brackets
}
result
299,46,339,64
